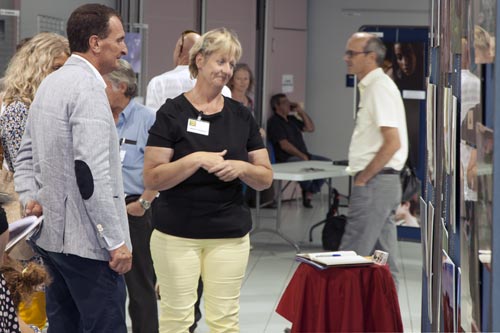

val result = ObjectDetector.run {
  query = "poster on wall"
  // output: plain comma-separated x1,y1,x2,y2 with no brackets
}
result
382,39,425,196
420,197,428,273
122,32,142,73
383,41,425,92
427,202,435,278
459,6,482,328
450,95,457,232
460,206,482,332
424,201,435,323
380,39,426,229
426,80,436,185
443,87,452,174
473,0,496,64
474,123,493,253
442,250,456,333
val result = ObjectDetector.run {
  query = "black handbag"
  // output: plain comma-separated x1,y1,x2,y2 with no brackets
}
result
321,214,347,251
400,164,420,202
321,188,346,251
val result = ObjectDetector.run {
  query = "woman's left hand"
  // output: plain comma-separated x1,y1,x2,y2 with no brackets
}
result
208,160,246,182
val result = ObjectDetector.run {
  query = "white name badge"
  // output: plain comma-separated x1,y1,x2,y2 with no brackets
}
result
120,150,126,163
187,118,210,136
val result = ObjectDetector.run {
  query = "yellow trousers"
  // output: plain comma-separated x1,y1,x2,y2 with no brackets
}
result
151,231,249,333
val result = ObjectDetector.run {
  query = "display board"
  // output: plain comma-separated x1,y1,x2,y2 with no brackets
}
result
425,0,497,331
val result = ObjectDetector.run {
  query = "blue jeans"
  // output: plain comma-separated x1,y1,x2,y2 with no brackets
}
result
287,154,331,194
34,246,127,333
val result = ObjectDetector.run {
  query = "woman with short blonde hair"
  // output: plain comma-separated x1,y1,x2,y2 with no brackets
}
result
145,27,272,332
188,27,242,78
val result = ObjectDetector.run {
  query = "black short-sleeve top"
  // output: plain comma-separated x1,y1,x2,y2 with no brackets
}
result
267,114,308,162
147,94,265,239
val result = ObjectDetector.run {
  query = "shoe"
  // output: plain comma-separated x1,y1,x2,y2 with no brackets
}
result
302,190,313,208
303,198,313,208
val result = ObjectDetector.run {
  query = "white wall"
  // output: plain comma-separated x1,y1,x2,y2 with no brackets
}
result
19,0,116,38
305,0,429,192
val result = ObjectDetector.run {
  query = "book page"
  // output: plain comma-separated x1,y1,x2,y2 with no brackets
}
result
297,251,357,260
6,215,43,251
313,255,373,266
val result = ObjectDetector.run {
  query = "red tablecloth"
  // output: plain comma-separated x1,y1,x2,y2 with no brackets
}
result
276,263,403,332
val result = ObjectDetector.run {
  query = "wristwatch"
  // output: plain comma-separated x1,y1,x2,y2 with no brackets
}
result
138,197,151,210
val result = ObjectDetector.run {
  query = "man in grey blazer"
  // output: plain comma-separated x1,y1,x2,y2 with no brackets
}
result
14,4,132,332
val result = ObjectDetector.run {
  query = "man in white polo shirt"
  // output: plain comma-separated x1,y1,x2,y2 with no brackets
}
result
339,32,408,285
146,30,231,111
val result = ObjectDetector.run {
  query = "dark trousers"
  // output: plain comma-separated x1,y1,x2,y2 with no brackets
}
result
287,154,331,193
124,209,159,333
34,246,127,333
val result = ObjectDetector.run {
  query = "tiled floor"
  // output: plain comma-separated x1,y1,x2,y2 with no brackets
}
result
128,193,423,332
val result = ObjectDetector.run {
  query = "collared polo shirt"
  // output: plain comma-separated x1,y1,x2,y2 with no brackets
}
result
347,68,408,175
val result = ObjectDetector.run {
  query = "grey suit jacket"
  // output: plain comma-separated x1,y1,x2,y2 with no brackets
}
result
14,55,131,261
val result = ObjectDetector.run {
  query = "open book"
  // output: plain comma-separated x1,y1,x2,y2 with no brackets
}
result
296,250,374,269
6,215,43,251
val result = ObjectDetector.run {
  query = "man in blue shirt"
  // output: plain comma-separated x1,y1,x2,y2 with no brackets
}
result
104,59,158,333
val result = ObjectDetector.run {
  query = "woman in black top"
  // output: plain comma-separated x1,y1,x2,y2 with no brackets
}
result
144,28,273,333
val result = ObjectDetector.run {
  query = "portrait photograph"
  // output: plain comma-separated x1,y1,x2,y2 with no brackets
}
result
474,123,493,253
472,0,496,64
442,250,456,333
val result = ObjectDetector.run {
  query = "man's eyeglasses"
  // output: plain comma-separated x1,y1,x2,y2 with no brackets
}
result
179,29,198,55
344,50,371,58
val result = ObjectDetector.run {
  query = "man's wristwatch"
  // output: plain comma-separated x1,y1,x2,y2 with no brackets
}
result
138,197,151,210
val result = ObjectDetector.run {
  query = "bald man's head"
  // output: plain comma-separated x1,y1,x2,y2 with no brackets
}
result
350,33,386,65
173,31,200,67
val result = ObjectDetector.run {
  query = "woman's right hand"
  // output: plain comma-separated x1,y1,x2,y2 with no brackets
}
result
196,150,227,171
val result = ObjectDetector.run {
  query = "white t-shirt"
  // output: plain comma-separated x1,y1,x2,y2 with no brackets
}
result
347,68,408,175
145,65,231,111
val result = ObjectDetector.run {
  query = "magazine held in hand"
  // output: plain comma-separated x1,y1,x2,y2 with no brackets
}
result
6,215,44,251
